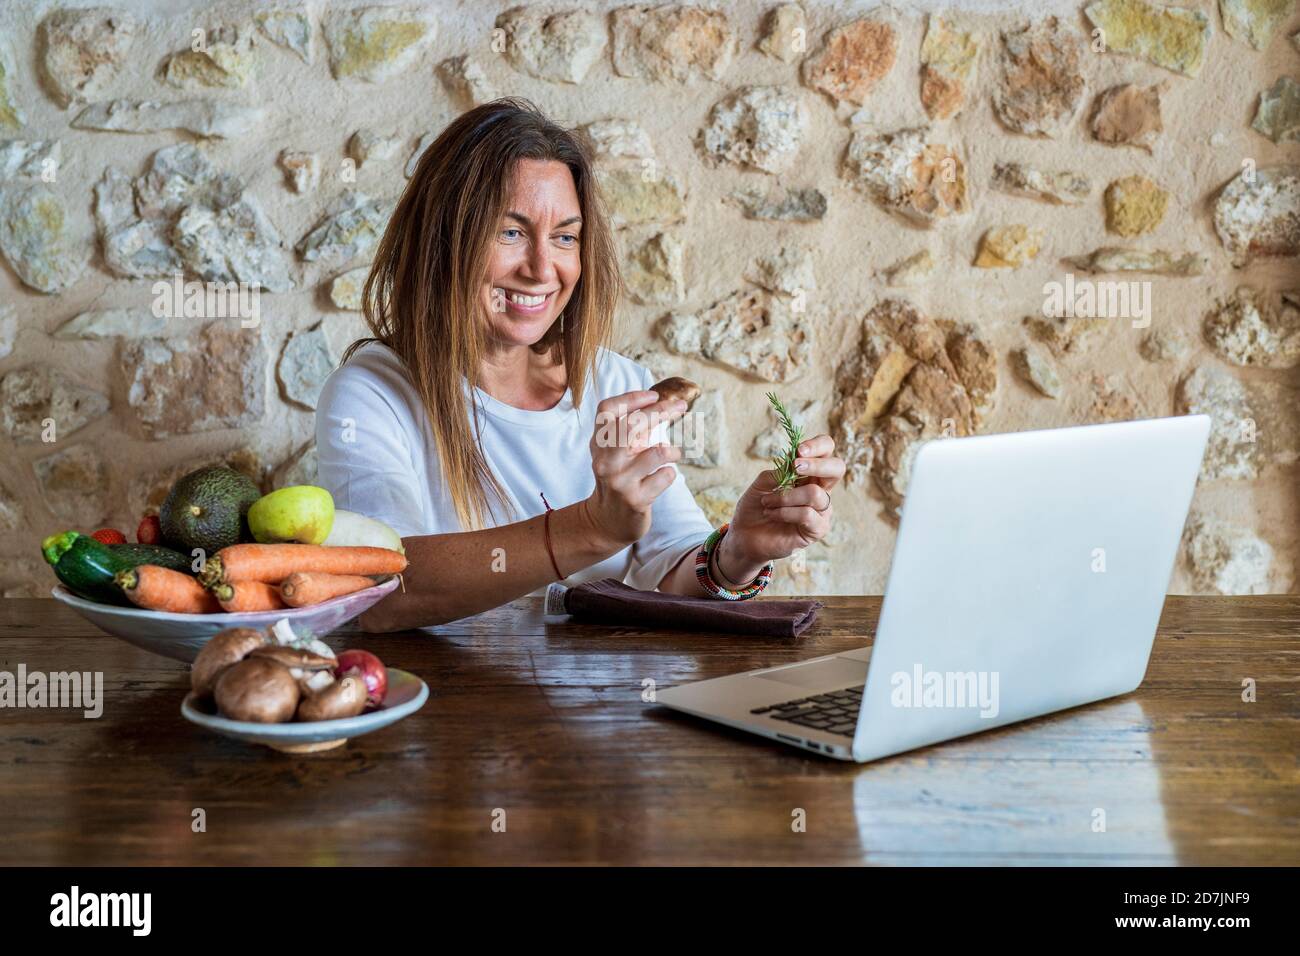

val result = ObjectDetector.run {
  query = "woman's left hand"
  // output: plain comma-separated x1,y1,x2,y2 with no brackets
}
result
716,434,845,581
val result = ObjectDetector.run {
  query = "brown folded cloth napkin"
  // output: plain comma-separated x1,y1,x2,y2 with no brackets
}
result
562,578,822,638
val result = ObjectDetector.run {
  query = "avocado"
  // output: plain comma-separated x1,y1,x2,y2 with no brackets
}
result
159,466,262,555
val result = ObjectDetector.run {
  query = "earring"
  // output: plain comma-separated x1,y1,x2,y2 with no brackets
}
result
560,311,565,335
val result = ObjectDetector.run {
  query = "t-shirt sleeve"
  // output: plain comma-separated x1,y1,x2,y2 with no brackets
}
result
315,361,428,539
622,364,716,591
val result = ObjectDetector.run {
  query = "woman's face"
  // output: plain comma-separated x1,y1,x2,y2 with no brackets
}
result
481,158,583,351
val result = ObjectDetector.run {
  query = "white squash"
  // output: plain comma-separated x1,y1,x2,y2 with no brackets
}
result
322,509,405,554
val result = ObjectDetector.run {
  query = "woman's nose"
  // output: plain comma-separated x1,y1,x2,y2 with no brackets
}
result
523,236,557,281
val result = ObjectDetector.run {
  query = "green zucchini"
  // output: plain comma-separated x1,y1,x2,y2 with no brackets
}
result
43,532,128,604
109,543,192,573
41,532,191,605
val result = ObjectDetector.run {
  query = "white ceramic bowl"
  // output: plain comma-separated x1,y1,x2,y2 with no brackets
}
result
181,668,428,753
50,576,401,663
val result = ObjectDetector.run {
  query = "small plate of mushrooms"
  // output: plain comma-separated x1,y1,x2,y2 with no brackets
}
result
180,619,428,753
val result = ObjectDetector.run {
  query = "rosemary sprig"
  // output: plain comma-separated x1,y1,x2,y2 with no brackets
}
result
766,391,804,492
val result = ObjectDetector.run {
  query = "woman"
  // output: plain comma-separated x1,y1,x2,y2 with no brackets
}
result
316,98,844,631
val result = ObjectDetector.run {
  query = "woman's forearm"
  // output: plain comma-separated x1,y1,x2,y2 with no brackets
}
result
657,545,706,596
656,530,768,596
360,500,623,631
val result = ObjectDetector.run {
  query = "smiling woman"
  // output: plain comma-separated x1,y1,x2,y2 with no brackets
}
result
315,98,844,630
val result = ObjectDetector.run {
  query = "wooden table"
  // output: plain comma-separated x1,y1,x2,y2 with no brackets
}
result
0,595,1296,866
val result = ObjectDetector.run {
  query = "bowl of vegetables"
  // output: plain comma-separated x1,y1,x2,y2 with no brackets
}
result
43,469,408,663
51,576,401,663
180,621,427,752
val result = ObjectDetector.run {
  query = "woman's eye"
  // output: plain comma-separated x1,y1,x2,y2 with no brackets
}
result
501,228,522,241
556,233,578,246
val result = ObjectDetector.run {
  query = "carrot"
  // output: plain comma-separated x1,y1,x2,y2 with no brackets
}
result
115,565,221,614
211,580,287,613
200,544,407,586
280,572,378,607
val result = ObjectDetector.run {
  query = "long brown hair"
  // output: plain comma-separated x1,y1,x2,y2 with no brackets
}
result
344,97,623,530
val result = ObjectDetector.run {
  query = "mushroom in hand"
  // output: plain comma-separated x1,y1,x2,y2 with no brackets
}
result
650,377,701,414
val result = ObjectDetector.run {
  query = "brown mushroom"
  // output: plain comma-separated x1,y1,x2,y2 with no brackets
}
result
214,658,300,723
249,645,335,672
296,675,368,723
651,377,701,413
249,645,335,695
190,628,269,699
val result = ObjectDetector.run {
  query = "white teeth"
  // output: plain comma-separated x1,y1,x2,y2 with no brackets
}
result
505,290,547,306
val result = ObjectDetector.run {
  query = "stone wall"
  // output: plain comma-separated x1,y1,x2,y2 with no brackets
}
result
1,0,1297,598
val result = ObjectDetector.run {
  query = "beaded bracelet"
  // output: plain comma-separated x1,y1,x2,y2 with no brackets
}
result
695,524,773,601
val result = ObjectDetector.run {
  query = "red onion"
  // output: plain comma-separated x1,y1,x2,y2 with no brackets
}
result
335,649,388,709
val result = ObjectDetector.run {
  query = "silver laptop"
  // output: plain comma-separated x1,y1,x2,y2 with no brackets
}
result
657,414,1211,762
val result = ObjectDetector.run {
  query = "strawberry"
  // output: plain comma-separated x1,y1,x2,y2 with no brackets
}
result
136,514,162,545
91,528,127,546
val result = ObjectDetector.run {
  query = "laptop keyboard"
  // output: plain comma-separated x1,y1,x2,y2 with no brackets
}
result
750,685,862,737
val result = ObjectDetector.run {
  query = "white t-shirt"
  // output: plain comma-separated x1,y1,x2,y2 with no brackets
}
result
314,341,714,590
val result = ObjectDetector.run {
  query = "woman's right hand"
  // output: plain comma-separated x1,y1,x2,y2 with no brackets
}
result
583,389,688,548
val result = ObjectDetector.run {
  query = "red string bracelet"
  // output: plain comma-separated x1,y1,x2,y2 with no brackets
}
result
540,492,564,580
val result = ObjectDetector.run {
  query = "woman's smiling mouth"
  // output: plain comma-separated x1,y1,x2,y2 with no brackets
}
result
496,287,555,314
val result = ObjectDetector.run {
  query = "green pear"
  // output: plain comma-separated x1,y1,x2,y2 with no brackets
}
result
248,486,335,545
